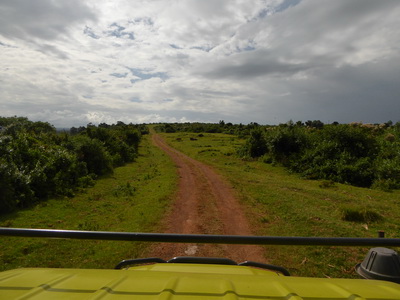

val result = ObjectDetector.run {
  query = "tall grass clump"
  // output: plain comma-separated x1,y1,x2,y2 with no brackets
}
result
341,207,383,223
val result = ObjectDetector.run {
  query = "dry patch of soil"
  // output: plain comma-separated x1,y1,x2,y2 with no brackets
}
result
148,134,265,263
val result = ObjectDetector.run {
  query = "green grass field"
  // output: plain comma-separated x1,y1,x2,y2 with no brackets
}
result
0,133,177,271
160,132,400,278
1,130,400,278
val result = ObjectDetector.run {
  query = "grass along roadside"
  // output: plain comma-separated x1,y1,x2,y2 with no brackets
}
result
159,132,400,278
0,133,177,271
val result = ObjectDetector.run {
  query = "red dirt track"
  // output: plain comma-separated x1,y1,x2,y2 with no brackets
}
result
148,133,265,263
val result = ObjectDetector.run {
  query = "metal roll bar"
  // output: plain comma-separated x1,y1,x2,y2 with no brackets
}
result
1,227,399,247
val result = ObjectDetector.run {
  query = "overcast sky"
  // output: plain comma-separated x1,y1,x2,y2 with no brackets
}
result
1,0,399,127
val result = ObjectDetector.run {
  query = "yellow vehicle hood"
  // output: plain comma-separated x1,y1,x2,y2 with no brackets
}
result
1,263,400,299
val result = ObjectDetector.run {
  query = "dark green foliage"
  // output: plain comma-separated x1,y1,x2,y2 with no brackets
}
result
238,128,268,158
0,161,18,212
0,116,30,126
163,124,176,133
81,125,139,167
240,121,400,190
292,125,378,187
265,126,308,166
305,120,324,129
154,122,256,136
153,120,400,190
69,135,113,176
0,116,143,214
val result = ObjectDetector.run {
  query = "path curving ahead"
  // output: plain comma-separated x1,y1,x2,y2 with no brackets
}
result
148,133,265,263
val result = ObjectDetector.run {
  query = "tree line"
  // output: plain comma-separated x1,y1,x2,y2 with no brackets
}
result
0,117,146,214
154,120,261,137
155,119,400,190
3,117,399,214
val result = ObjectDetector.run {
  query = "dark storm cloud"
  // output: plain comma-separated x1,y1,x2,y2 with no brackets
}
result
240,53,400,124
203,50,310,79
311,59,400,122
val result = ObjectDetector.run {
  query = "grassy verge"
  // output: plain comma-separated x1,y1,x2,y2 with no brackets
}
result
160,132,400,278
0,133,177,271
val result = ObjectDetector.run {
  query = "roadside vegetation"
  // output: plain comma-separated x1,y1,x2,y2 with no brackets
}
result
159,130,400,278
239,121,400,191
2,118,400,278
155,120,400,191
0,116,145,214
0,132,177,271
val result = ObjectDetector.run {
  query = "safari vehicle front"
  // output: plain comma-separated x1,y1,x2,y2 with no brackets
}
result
1,228,400,299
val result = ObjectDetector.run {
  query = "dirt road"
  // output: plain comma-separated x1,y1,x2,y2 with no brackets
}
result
148,133,265,263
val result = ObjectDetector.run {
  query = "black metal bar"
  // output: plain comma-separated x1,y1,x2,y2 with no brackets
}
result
167,257,237,265
1,227,400,247
115,258,167,269
238,261,290,276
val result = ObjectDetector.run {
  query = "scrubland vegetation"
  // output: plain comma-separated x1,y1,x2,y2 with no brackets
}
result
0,132,177,271
156,120,400,191
239,121,400,191
2,117,400,278
0,116,145,214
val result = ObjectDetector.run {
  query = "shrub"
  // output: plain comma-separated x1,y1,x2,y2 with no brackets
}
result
264,126,308,165
239,128,267,158
292,125,378,187
0,161,17,212
0,117,143,214
70,135,113,176
84,125,139,166
372,157,400,191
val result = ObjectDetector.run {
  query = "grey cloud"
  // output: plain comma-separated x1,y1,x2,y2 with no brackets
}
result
200,50,310,80
1,0,400,127
33,42,69,59
110,72,128,78
244,55,400,124
0,0,96,41
260,0,400,63
159,0,264,47
316,60,400,121
273,0,399,35
274,0,302,13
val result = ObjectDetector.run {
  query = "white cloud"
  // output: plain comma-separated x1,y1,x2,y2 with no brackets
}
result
1,0,400,127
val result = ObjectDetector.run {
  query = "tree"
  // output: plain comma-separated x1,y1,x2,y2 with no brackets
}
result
241,128,267,158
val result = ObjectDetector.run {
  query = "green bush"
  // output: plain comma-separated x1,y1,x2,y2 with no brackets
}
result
239,122,400,190
0,117,143,214
0,161,17,212
84,125,139,167
239,128,268,158
69,135,113,176
372,137,400,190
265,126,308,165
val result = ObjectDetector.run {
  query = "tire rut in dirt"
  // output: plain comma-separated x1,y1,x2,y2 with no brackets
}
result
148,134,265,263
